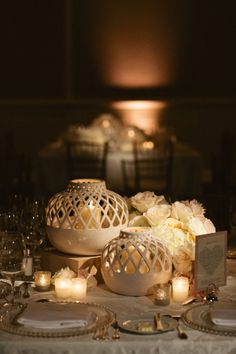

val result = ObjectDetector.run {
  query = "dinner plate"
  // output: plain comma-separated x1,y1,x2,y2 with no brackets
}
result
182,302,236,337
119,315,177,335
0,301,114,337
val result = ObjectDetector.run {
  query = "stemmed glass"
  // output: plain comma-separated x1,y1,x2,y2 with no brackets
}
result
0,213,25,303
20,198,46,275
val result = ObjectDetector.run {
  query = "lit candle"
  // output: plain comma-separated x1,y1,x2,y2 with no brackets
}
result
128,129,135,139
75,201,101,229
142,141,154,150
172,276,189,303
34,271,51,292
153,283,171,306
55,278,72,298
71,277,87,300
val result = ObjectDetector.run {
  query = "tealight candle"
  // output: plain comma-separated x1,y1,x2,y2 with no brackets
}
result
75,201,101,229
153,283,171,306
172,276,189,303
55,278,72,298
71,277,87,300
34,271,51,292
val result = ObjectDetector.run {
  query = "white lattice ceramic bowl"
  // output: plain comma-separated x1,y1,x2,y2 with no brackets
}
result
101,227,172,296
45,179,129,255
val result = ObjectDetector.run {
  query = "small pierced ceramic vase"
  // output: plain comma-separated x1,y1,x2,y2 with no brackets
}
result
101,227,172,296
46,179,129,255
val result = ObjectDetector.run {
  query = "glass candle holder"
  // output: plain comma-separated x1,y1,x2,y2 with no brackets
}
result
71,277,87,300
55,278,72,299
153,283,171,306
34,271,51,292
172,276,189,303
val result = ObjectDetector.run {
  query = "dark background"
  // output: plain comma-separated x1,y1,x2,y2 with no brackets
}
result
0,0,236,185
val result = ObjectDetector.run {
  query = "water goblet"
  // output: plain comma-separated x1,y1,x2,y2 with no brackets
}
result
20,198,46,275
0,230,25,303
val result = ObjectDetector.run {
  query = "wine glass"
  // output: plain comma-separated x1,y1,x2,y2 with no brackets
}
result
20,198,46,275
0,226,25,303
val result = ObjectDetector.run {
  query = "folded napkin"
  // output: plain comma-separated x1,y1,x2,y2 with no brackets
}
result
17,302,96,329
210,303,236,327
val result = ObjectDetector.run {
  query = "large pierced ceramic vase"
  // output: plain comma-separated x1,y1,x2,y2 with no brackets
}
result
101,227,172,296
45,179,129,255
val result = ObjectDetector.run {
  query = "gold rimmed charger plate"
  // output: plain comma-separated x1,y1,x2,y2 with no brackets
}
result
0,301,114,338
181,302,236,337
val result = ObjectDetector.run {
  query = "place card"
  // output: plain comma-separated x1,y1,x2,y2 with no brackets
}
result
194,231,227,291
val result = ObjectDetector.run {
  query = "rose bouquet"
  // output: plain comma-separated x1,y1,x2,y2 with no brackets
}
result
126,191,216,279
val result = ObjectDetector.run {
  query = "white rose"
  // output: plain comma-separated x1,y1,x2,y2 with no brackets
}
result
51,267,76,285
128,215,150,227
144,204,171,226
129,210,141,222
153,222,188,255
154,195,170,206
131,192,158,213
171,201,193,223
187,216,208,235
182,199,205,218
202,217,216,233
172,245,194,273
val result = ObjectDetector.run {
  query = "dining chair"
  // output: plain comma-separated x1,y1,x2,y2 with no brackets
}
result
65,140,108,180
200,192,233,232
0,131,34,207
122,139,174,199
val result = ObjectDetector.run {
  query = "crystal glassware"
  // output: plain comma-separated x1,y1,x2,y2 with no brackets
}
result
0,229,25,303
20,198,46,276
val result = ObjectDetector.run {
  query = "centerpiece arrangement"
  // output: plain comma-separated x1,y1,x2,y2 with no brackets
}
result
125,191,216,284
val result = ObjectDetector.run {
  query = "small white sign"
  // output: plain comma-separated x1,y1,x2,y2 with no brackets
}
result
195,231,227,291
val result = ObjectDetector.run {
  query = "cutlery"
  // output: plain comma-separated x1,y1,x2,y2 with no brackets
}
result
154,313,164,331
101,324,110,340
176,323,188,339
112,313,120,340
92,325,102,340
163,314,188,339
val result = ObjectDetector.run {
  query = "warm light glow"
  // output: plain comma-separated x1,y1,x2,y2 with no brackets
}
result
55,278,72,298
128,129,135,139
112,100,166,135
71,278,87,300
113,100,166,110
102,119,111,128
142,141,154,150
172,276,189,303
34,271,51,292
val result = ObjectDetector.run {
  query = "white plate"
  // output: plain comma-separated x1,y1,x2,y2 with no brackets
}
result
0,301,114,337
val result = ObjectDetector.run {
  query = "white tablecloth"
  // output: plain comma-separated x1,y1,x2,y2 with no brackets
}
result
0,276,236,354
35,142,202,200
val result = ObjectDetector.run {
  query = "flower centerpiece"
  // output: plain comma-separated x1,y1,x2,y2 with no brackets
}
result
126,192,216,283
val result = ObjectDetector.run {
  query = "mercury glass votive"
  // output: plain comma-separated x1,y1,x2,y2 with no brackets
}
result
34,271,51,292
153,283,171,306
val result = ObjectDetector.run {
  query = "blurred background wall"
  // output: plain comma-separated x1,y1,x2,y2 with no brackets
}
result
0,0,236,167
